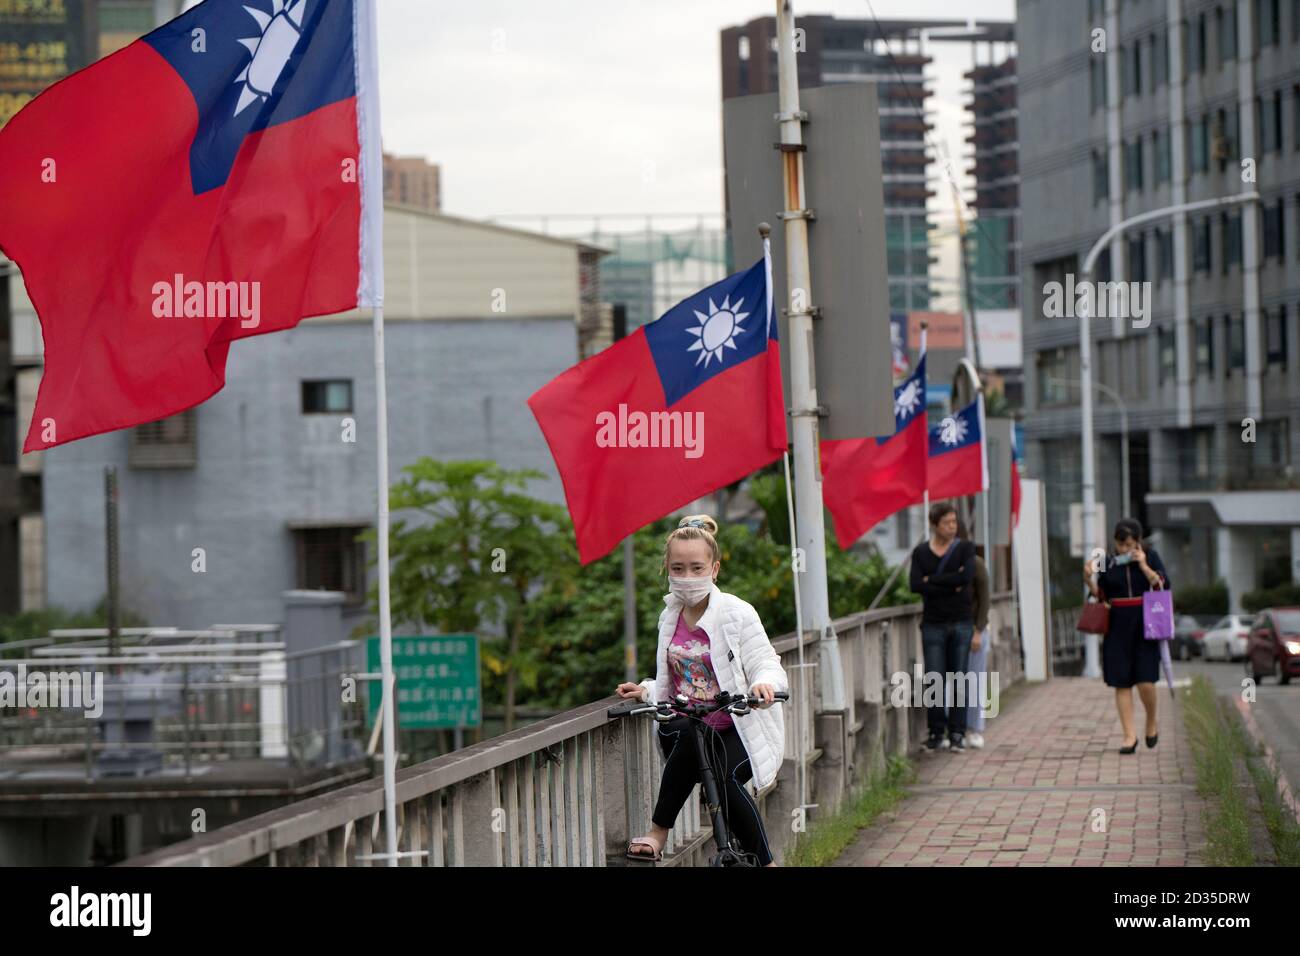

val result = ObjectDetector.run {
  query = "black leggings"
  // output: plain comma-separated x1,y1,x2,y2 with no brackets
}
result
651,715,773,866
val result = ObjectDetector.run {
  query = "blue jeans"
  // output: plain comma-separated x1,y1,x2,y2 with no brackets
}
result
965,626,991,732
921,619,974,738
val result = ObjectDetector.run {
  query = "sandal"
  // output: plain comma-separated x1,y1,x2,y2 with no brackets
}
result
626,835,663,862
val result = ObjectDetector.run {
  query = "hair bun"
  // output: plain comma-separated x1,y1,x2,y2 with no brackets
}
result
678,514,718,535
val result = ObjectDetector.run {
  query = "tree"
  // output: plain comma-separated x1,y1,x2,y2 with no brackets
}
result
373,459,575,731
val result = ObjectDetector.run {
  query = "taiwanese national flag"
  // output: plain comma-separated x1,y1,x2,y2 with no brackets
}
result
528,253,786,564
819,353,927,549
928,397,988,500
0,0,384,451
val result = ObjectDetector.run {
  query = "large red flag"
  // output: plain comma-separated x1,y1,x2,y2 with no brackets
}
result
528,253,785,564
0,0,383,451
819,353,927,549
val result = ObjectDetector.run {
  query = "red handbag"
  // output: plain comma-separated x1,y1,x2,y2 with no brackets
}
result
1077,598,1109,634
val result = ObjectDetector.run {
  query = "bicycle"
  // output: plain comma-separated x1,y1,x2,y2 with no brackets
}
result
608,689,790,867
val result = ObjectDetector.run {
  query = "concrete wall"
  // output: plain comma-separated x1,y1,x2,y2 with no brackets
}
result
41,316,576,629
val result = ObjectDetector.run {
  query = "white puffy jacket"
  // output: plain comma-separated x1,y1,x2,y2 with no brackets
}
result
638,581,789,790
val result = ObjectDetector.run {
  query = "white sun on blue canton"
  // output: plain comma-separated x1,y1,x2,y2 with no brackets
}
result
686,295,749,367
234,0,307,117
894,379,923,420
939,415,968,446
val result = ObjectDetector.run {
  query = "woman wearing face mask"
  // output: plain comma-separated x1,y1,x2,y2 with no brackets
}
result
1084,518,1170,754
614,514,789,866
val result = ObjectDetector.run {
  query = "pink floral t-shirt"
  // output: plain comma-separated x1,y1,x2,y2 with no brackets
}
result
667,613,734,731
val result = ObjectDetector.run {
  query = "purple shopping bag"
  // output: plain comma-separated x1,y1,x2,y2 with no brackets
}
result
1143,589,1174,640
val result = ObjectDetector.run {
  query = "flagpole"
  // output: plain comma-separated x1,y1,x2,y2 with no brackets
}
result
356,0,398,867
373,303,399,867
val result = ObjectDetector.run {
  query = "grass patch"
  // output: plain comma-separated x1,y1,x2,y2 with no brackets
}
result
1183,674,1300,865
786,753,915,867
1183,676,1255,866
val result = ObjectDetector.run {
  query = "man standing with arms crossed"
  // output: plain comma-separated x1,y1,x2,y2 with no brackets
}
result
910,503,977,751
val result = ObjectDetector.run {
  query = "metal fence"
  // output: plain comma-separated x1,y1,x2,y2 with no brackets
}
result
0,628,366,777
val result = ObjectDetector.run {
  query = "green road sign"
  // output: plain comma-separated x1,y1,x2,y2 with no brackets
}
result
366,634,481,729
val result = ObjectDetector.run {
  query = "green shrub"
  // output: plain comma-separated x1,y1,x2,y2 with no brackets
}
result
1242,582,1300,613
1176,580,1229,616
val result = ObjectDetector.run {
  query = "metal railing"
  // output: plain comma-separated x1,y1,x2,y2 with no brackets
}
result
0,632,367,776
124,594,1022,867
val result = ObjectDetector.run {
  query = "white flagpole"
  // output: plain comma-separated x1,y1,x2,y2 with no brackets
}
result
355,0,398,867
919,324,929,532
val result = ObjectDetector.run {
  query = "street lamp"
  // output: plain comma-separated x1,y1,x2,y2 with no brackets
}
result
1075,191,1258,678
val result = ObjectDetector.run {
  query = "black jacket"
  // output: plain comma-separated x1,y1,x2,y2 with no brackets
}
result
909,538,976,624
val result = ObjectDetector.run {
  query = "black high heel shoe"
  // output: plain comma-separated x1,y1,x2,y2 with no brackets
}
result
1119,738,1138,754
1145,733,1158,749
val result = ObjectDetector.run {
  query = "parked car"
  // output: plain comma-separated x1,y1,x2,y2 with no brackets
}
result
1201,614,1256,662
1172,614,1210,661
1245,607,1300,684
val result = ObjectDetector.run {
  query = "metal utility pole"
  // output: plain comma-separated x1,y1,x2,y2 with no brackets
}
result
774,0,844,710
613,304,638,683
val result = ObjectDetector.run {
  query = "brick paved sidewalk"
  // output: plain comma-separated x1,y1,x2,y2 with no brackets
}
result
833,677,1207,867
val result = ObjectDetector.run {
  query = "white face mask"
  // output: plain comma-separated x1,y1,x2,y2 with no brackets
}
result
668,575,713,605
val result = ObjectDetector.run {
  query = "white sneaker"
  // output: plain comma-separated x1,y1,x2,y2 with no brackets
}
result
967,732,984,749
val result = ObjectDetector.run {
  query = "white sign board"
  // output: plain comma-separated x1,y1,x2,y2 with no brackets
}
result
1014,479,1050,682
1069,502,1108,557
975,309,1022,368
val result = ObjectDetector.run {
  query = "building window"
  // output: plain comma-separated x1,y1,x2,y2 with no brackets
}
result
1265,306,1288,366
1190,116,1209,173
1263,200,1285,261
1223,211,1243,271
1190,13,1207,73
1257,93,1282,153
1125,42,1142,96
1033,255,1077,320
1196,320,1215,377
1096,246,1112,283
1294,86,1300,150
1252,420,1289,471
1122,334,1148,402
1125,139,1144,192
1092,150,1109,202
1227,315,1246,371
1217,5,1237,62
1193,216,1212,273
302,380,353,414
1154,30,1169,87
1127,232,1147,281
1156,227,1174,282
1173,428,1214,489
1035,347,1079,407
1090,59,1106,113
1158,326,1177,384
293,526,367,606
130,409,198,469
1211,108,1236,167
1257,0,1280,46
1156,127,1172,182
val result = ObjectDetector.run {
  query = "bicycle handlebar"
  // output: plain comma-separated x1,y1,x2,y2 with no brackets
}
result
607,690,789,720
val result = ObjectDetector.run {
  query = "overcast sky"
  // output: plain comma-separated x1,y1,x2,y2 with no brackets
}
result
374,0,1016,225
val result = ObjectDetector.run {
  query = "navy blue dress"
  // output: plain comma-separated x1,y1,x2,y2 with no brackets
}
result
1097,548,1170,688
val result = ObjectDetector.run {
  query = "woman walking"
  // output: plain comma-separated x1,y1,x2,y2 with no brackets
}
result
1084,518,1170,754
615,515,789,866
